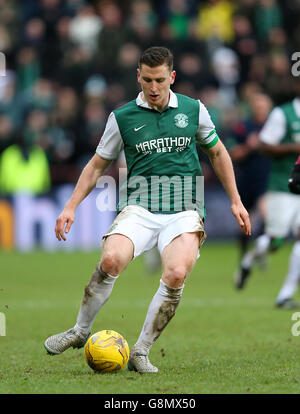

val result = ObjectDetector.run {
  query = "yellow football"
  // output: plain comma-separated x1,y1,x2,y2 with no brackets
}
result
84,330,130,373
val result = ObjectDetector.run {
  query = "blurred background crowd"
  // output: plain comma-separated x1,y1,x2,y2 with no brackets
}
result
0,0,299,194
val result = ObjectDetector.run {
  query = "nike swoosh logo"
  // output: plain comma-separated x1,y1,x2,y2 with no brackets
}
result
134,125,146,131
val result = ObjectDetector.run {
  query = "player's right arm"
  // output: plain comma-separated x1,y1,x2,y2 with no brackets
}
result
56,112,124,241
55,154,112,241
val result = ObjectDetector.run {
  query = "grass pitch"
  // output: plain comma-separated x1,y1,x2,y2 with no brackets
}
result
0,242,300,394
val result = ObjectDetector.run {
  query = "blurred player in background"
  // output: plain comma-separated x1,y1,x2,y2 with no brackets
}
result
235,78,300,309
288,155,300,195
44,47,251,372
227,93,272,257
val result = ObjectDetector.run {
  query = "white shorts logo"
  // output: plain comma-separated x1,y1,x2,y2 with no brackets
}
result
174,113,188,128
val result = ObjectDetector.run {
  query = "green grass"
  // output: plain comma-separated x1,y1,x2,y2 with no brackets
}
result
0,242,299,394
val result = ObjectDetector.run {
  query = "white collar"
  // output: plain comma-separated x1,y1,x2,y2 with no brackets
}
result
293,98,300,117
136,89,178,110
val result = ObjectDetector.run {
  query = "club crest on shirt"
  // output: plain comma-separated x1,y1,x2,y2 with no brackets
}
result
174,113,188,128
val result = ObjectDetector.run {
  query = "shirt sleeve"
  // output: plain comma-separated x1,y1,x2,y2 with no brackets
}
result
196,100,219,148
96,112,124,160
259,107,286,145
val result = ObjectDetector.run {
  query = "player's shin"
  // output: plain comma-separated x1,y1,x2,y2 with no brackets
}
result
74,264,118,336
133,278,184,355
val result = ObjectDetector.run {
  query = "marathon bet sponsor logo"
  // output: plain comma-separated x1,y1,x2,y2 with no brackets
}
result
135,136,191,155
174,113,188,128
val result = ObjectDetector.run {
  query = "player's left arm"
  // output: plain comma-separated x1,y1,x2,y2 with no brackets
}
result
196,100,251,235
202,139,251,236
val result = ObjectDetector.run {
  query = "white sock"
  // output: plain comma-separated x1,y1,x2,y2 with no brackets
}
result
242,234,271,269
74,264,118,336
133,279,184,355
276,241,300,303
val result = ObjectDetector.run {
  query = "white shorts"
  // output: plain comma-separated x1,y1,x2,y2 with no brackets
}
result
265,192,300,238
103,205,206,258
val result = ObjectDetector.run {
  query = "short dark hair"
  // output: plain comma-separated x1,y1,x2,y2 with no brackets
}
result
138,46,174,72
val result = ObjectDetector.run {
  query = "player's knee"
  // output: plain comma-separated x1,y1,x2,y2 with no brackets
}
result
100,253,121,276
163,266,187,288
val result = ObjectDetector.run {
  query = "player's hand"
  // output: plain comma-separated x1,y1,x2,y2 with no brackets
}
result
55,208,75,241
288,163,300,194
231,202,251,236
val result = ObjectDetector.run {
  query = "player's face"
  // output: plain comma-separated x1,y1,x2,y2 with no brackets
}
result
137,63,176,111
